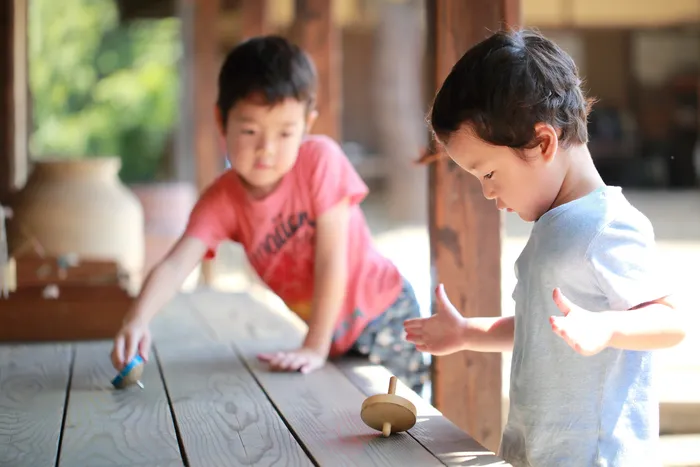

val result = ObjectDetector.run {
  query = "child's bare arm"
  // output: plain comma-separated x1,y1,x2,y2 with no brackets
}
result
112,236,207,368
126,236,207,325
304,197,351,355
258,198,350,374
461,315,515,352
605,295,687,350
404,284,514,355
550,289,688,355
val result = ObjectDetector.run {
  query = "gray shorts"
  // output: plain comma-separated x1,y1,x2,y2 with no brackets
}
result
348,278,430,393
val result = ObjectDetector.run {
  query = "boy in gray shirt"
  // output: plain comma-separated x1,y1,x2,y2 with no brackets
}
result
405,29,689,466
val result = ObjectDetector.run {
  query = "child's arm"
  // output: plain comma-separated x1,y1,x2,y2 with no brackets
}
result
304,197,350,354
258,198,350,373
111,236,208,369
550,289,688,355
404,284,515,355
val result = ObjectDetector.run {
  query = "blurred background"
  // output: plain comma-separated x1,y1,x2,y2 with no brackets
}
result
1,0,699,464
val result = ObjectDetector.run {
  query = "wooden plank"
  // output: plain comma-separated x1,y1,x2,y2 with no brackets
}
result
427,0,517,453
152,295,312,466
58,342,183,466
0,344,72,466
292,0,342,141
188,290,445,466
0,299,131,342
336,358,509,466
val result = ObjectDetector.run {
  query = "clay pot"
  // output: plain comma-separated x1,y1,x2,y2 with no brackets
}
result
7,157,144,292
128,182,197,275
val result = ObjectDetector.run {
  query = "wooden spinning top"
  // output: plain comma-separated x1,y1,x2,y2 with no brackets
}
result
361,376,417,437
111,355,145,389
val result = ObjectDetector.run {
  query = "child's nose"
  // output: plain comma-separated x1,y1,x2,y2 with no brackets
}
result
255,139,275,158
481,183,496,200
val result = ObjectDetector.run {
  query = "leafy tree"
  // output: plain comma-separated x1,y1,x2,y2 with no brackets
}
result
29,0,180,183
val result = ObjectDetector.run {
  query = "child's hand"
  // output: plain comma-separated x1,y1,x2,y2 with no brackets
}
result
111,318,151,371
550,288,614,356
403,283,467,355
257,347,327,374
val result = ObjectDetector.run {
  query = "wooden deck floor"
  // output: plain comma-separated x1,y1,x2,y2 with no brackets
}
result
0,290,507,466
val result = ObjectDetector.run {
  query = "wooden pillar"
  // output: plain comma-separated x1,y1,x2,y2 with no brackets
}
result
427,0,520,454
0,0,13,205
0,0,28,205
292,0,341,141
373,0,427,226
179,0,222,285
240,0,268,40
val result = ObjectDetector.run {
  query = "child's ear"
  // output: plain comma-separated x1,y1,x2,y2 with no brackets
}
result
533,123,559,164
305,110,319,133
214,105,226,137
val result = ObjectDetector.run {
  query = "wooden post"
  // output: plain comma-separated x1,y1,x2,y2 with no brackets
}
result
0,0,28,205
179,0,222,285
373,0,427,226
292,0,341,141
0,0,13,205
240,0,268,40
427,0,519,453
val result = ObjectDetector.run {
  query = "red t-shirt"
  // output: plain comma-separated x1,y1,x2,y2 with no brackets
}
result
183,135,403,356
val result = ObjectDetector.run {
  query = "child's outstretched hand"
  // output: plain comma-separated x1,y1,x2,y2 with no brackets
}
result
550,287,614,356
257,347,326,374
404,283,466,355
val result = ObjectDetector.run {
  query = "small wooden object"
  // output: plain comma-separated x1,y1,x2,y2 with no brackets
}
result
360,376,417,437
111,355,145,390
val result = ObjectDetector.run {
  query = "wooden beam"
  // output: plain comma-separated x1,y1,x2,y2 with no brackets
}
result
427,0,519,454
292,0,342,141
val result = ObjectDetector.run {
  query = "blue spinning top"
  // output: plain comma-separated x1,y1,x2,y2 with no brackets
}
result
111,355,145,389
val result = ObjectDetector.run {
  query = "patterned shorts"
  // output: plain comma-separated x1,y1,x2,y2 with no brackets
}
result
348,278,430,393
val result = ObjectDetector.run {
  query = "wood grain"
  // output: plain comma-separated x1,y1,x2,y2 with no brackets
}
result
153,296,312,466
427,0,514,452
187,290,445,466
0,344,72,467
58,341,182,466
336,358,510,466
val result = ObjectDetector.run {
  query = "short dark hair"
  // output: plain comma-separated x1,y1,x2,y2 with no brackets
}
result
217,35,317,128
429,29,594,151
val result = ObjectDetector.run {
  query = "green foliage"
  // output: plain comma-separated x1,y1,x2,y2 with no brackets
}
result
29,0,180,183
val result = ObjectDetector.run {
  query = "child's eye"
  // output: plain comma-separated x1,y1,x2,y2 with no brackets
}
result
484,171,494,180
241,129,256,135
280,132,292,138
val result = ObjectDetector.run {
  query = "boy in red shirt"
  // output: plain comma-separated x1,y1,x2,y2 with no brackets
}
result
111,35,428,391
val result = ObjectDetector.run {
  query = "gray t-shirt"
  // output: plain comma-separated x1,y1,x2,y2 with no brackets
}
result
501,186,670,467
